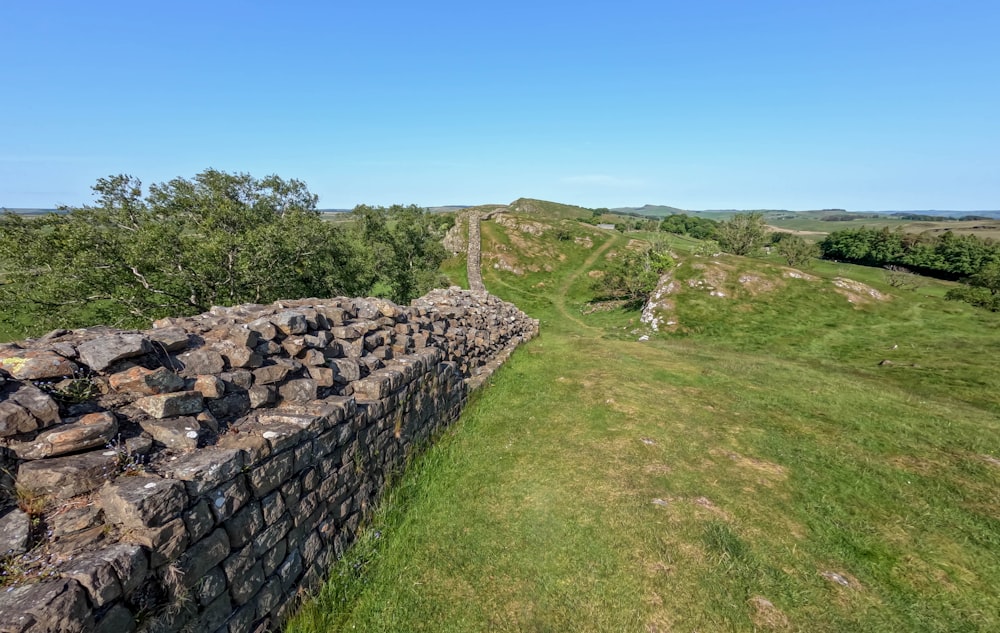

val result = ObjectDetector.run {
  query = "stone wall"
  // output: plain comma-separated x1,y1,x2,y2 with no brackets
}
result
0,289,537,633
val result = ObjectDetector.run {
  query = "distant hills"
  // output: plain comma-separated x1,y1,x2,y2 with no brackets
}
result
5,204,999,220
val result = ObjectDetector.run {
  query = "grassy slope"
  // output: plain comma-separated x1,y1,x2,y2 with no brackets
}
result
288,218,1000,632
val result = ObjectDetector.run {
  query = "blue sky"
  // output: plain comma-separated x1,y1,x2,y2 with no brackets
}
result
2,1,998,211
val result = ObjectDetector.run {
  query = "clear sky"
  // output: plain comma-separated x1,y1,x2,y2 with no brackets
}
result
2,1,998,211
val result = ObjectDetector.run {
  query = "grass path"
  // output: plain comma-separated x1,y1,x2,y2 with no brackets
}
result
288,220,1000,633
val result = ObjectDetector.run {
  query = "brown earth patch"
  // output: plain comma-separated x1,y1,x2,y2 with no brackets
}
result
574,236,594,248
587,269,604,278
626,239,647,251
748,596,791,630
710,449,788,482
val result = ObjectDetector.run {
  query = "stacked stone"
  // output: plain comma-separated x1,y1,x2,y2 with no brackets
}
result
466,212,486,293
0,289,537,633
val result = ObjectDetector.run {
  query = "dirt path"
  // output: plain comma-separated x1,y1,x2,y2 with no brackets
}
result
474,218,621,333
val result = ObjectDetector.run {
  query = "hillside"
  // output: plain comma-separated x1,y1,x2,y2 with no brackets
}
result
290,209,1000,632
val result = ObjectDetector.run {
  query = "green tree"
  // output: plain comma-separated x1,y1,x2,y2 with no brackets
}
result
0,170,447,332
594,241,674,306
775,235,819,266
716,212,767,256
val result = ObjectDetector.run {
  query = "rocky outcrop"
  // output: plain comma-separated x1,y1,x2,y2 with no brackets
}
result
0,289,537,633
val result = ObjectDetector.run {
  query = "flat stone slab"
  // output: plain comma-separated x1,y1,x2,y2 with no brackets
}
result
0,351,77,380
0,508,30,555
134,391,203,419
108,366,185,395
77,334,150,372
7,411,118,460
17,449,120,500
99,477,186,529
139,416,202,450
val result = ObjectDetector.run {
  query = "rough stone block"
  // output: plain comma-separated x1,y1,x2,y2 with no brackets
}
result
194,375,225,399
176,349,225,376
0,579,94,633
109,366,185,395
8,384,61,429
94,604,136,633
251,364,289,386
248,451,294,497
0,508,30,556
176,528,230,589
139,416,202,450
194,566,228,607
135,391,204,419
100,476,186,529
0,351,77,380
77,333,150,372
184,498,216,542
161,448,244,497
224,502,263,549
206,475,252,523
147,326,190,352
7,411,117,460
17,449,119,500
222,547,265,606
277,378,317,404
261,538,287,577
272,311,308,335
252,513,292,558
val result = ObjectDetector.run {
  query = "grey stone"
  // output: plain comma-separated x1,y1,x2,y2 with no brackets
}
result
161,448,244,496
135,391,203,419
272,311,308,335
222,548,265,605
147,326,190,352
176,528,230,589
223,502,263,549
208,392,251,419
251,364,289,386
17,449,119,500
206,476,251,523
278,378,317,404
247,451,294,497
77,333,150,372
7,411,117,460
176,348,226,376
0,508,30,556
194,566,228,606
0,579,94,633
139,416,202,450
255,575,283,620
9,384,61,429
49,503,102,539
247,385,275,409
183,499,216,542
0,351,77,380
247,317,278,341
0,400,38,438
329,358,360,383
108,366,185,395
94,604,136,633
99,476,186,528
261,538,287,577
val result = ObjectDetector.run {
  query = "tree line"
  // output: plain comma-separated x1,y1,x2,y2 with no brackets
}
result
819,226,1000,310
0,169,450,332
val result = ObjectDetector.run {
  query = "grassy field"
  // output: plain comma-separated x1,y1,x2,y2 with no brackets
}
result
287,216,1000,632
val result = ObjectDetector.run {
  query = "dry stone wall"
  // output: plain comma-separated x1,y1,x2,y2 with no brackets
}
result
0,289,537,633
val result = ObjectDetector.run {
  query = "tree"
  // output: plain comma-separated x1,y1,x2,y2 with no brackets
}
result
775,235,819,266
716,212,767,256
594,241,674,306
0,170,447,332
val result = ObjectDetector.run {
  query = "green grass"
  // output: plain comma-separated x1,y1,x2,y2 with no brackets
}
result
288,216,1000,632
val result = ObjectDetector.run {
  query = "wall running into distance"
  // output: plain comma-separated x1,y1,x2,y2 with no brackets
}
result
0,288,537,633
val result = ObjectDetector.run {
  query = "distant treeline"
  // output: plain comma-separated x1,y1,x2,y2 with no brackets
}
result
819,227,998,278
